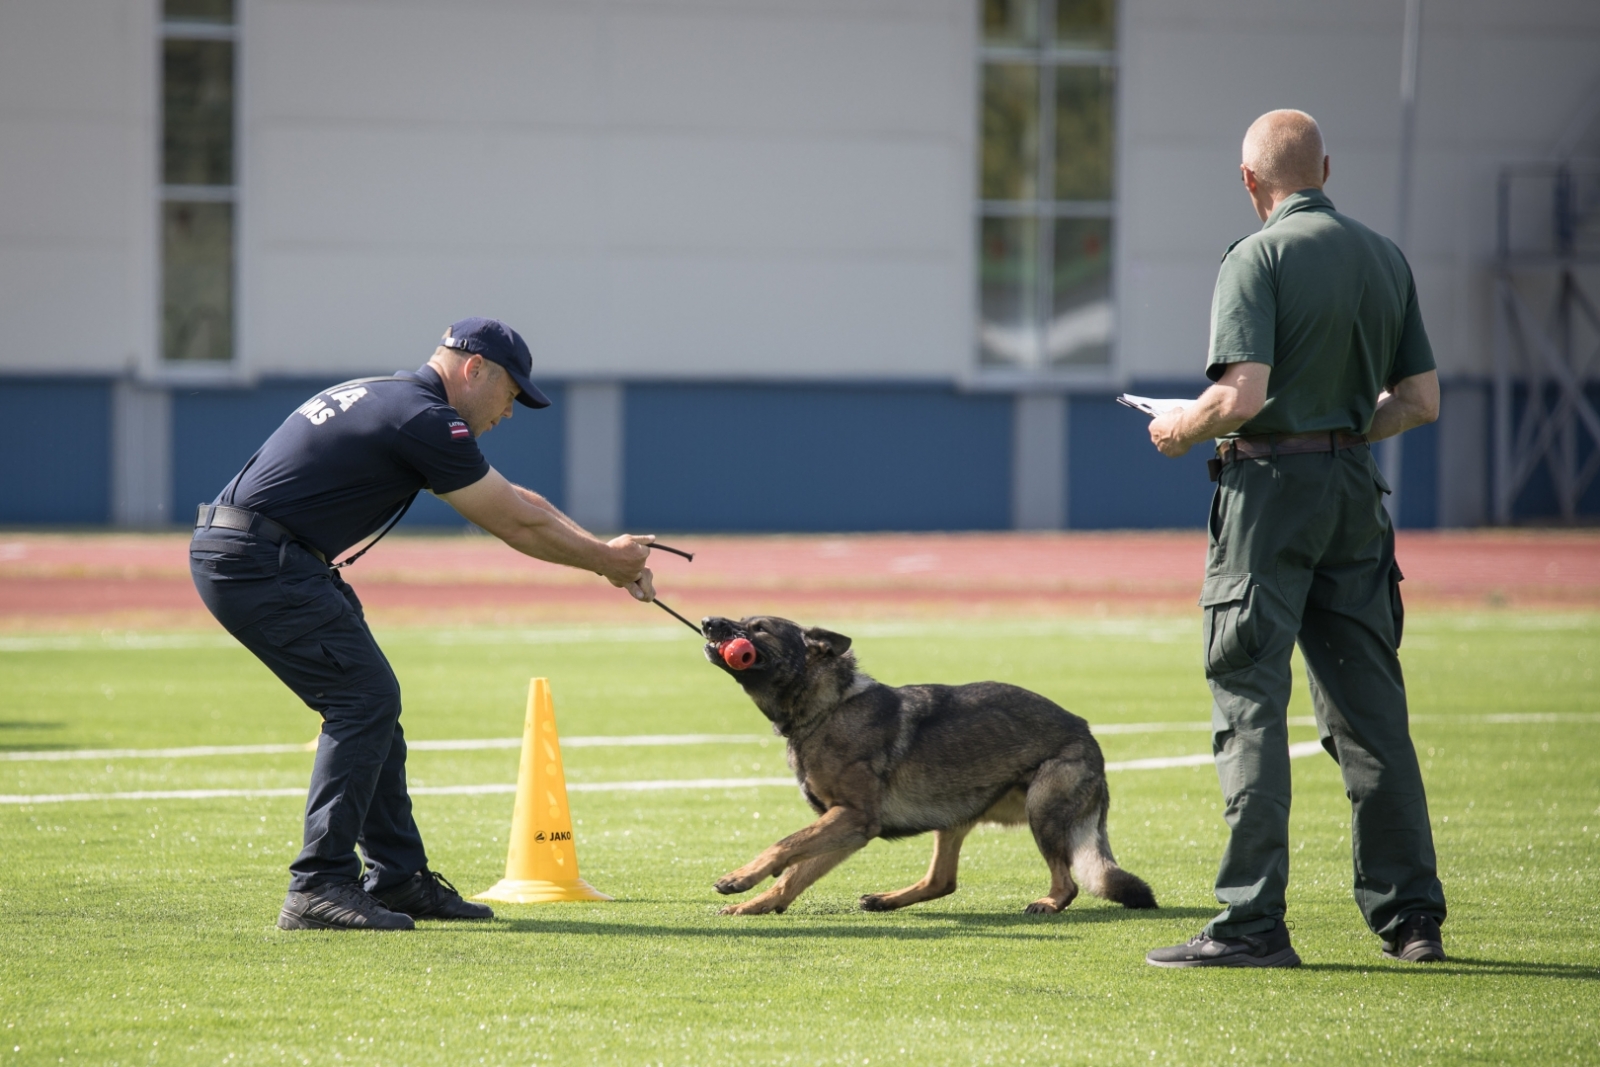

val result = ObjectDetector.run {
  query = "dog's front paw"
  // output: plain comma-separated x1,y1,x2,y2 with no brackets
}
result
719,899,783,916
714,873,759,895
858,893,898,912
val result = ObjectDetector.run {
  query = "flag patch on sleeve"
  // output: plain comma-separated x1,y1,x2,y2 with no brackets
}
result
448,420,471,440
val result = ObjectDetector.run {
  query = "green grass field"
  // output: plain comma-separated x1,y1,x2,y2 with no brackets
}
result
2,614,1596,1065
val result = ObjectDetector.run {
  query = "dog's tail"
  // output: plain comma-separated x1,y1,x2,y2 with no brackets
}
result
1069,793,1158,910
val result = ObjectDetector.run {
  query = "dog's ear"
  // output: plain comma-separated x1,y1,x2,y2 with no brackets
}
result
803,627,852,658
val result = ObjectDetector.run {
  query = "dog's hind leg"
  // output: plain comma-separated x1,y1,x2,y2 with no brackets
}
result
859,823,973,912
1022,758,1100,913
1025,756,1157,911
720,847,858,916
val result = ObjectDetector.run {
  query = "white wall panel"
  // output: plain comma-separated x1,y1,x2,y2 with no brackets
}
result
250,249,604,374
603,137,959,254
604,256,967,378
241,0,972,379
0,0,154,372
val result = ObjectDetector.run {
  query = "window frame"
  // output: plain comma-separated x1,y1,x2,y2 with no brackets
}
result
974,0,1121,384
157,6,243,375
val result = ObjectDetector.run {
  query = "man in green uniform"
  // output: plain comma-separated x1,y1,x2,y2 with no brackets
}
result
1143,109,1447,968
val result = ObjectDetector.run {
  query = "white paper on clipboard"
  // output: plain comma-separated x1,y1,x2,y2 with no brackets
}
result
1116,394,1192,418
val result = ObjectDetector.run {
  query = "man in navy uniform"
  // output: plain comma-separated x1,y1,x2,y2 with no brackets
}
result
191,318,656,931
1143,111,1446,967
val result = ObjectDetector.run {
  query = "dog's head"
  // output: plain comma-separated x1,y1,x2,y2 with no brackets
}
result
701,615,855,729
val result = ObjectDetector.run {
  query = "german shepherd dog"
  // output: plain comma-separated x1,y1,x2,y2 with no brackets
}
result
701,615,1157,916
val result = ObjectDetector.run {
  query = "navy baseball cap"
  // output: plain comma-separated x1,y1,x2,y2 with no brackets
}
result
441,318,551,409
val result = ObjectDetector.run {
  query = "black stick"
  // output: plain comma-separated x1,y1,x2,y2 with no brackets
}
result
650,542,694,562
653,597,703,636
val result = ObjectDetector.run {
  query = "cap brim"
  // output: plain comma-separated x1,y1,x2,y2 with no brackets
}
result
509,369,552,409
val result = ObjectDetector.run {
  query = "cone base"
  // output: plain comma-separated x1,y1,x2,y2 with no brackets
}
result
471,877,613,904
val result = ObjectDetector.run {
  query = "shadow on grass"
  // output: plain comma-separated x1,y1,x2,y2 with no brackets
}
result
486,905,1215,942
1301,956,1599,981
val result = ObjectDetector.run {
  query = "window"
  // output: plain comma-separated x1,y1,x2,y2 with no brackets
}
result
978,0,1116,370
160,0,236,363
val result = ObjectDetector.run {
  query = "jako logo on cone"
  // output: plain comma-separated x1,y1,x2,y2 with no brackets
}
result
472,678,611,904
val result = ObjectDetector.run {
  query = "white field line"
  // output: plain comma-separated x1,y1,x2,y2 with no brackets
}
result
0,747,1330,806
0,733,774,763
9,712,1594,765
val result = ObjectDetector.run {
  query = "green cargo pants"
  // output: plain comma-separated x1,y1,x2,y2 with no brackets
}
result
1201,443,1446,940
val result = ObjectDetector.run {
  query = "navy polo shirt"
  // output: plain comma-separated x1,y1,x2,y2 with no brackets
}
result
217,366,491,559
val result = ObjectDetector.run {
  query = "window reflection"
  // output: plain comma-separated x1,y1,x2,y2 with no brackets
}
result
1050,218,1112,366
979,217,1041,365
162,202,234,363
162,39,234,187
1055,0,1114,50
983,0,1041,46
982,64,1040,201
1054,66,1114,201
163,0,234,24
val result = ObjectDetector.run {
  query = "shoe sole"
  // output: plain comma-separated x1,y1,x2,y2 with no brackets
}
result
277,909,414,931
1147,947,1302,968
1383,941,1445,962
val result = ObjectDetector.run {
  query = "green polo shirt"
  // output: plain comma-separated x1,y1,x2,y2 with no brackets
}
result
1206,188,1435,437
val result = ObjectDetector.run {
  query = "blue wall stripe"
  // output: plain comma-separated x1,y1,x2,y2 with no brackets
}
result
622,383,1013,532
0,379,112,524
1070,383,1214,529
1397,418,1439,529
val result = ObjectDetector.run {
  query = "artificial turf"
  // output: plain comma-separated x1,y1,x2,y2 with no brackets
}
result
1,613,1596,1065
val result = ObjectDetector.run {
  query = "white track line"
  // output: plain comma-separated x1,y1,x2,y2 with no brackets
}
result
7,713,1596,764
0,747,1332,806
0,733,774,763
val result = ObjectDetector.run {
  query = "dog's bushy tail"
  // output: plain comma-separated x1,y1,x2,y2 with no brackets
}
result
1069,802,1158,909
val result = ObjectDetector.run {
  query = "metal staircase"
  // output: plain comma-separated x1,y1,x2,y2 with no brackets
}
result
1491,90,1600,524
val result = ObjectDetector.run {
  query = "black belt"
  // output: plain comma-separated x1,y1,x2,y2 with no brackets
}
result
194,504,328,564
1208,431,1368,481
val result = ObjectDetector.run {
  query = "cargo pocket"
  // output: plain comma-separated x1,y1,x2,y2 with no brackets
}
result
259,558,347,646
1200,572,1258,677
1387,561,1405,650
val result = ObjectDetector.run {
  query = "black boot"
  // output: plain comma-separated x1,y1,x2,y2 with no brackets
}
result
372,869,494,920
1146,918,1301,968
278,883,415,931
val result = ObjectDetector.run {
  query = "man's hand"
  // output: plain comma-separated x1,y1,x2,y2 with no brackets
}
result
1149,408,1193,457
604,534,656,602
1147,361,1270,458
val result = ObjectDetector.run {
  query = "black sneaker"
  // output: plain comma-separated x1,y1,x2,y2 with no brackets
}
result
278,883,415,931
372,869,493,920
1146,919,1301,968
1382,914,1445,962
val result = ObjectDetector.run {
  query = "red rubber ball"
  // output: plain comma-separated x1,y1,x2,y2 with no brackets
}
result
721,637,757,670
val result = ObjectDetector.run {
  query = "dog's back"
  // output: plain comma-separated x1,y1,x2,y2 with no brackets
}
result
828,681,1100,838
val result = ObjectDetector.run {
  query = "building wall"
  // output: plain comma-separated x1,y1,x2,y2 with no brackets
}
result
0,0,155,374
1,0,1596,530
1117,0,1600,382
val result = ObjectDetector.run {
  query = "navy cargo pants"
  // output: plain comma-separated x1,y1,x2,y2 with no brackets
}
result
1201,444,1446,940
190,530,427,894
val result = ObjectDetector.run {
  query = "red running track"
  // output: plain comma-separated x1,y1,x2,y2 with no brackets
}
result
0,530,1595,630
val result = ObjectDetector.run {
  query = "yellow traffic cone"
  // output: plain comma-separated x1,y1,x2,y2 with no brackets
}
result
472,678,612,904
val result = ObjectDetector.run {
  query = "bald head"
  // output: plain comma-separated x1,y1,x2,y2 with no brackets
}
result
1242,110,1326,194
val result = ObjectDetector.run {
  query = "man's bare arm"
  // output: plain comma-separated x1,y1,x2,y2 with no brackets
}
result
1367,370,1440,442
440,468,656,601
1148,361,1270,458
